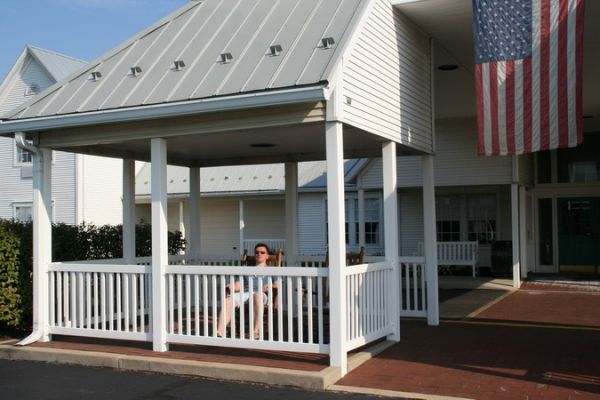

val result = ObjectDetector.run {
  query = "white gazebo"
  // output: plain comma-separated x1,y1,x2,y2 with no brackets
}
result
0,0,439,377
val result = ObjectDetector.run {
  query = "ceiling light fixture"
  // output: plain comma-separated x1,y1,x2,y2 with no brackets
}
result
437,64,458,71
250,143,276,148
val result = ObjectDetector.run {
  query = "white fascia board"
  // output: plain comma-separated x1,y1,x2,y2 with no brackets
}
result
0,85,327,135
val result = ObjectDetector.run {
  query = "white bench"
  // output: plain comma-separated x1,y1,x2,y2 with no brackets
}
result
417,241,479,277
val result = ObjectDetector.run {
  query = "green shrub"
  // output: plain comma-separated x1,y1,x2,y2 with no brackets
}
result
0,219,185,334
0,223,25,332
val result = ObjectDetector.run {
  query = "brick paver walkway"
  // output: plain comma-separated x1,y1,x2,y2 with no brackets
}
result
339,284,600,399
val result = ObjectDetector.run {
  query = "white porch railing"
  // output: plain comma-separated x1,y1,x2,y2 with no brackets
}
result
164,264,329,353
47,263,151,341
345,261,393,351
398,256,427,318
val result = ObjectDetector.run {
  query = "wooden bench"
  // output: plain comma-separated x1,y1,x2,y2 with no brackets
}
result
418,241,479,277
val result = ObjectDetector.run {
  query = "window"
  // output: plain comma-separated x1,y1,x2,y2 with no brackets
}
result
325,194,382,248
13,204,33,222
435,194,497,244
436,196,460,242
467,194,497,244
24,83,40,96
14,142,33,165
557,133,600,183
364,198,380,245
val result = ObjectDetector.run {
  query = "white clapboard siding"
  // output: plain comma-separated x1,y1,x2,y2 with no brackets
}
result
359,119,513,189
298,193,326,256
243,199,285,241
80,155,123,225
0,57,54,115
199,200,240,258
399,190,424,257
342,0,433,153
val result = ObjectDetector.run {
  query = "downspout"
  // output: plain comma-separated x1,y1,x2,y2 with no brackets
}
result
14,131,44,346
14,131,38,155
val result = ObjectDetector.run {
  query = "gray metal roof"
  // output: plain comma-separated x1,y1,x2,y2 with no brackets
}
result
7,0,366,120
135,159,365,196
27,46,87,82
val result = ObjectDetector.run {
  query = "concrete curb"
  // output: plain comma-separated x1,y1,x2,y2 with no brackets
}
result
0,340,393,391
0,343,336,389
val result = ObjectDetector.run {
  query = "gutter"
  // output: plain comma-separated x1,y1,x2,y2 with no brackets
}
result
0,85,327,135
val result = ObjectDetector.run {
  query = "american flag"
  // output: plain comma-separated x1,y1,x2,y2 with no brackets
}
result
473,0,585,156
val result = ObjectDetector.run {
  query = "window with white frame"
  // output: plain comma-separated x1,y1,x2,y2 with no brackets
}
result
15,142,33,165
467,194,497,244
13,204,33,222
436,195,461,241
325,194,382,248
435,193,497,243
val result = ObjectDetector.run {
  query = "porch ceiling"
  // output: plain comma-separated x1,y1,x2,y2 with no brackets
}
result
54,121,419,168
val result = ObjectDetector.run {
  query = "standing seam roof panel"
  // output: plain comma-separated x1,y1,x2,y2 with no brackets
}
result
8,0,366,120
239,0,322,93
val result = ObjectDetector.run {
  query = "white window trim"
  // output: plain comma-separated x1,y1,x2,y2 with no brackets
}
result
13,140,33,166
13,141,56,167
322,191,383,250
12,201,55,222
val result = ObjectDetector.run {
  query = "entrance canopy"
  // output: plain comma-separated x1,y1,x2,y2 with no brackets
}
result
0,0,433,162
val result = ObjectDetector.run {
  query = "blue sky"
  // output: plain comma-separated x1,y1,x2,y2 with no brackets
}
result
0,0,189,81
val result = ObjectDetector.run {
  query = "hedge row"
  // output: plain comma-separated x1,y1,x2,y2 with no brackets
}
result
0,219,185,334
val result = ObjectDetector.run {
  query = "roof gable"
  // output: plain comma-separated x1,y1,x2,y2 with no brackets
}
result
27,46,86,82
8,0,368,121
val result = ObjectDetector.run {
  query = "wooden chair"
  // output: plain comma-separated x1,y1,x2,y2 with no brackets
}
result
241,248,284,267
321,246,365,305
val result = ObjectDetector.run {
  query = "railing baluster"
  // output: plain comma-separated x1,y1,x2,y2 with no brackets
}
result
57,272,63,327
307,277,313,344
49,272,55,327
211,275,217,337
229,275,235,339
124,273,130,332
177,274,183,335
93,273,98,329
239,275,245,340
139,274,145,333
286,277,293,342
203,275,208,336
318,276,323,345
185,275,191,335
115,274,121,331
267,277,273,341
194,275,199,336
296,277,302,343
100,273,106,330
132,274,138,333
168,274,174,334
108,273,114,331
277,277,283,342
70,272,76,328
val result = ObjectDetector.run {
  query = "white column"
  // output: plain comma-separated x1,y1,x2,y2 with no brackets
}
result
423,155,439,326
382,142,400,342
511,183,522,288
285,162,298,266
123,159,136,263
326,121,347,375
32,148,52,342
519,186,528,279
188,167,201,259
358,189,366,249
151,138,168,352
239,200,245,256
